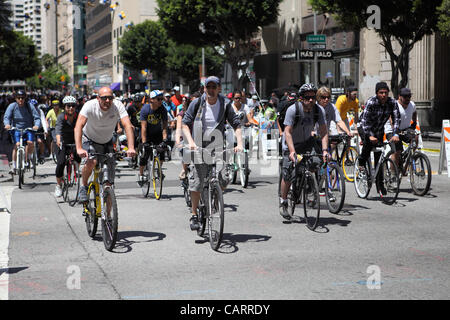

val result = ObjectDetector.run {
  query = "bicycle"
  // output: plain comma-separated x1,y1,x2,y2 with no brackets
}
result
287,153,321,231
60,144,81,206
82,152,119,251
231,128,251,188
329,133,359,182
354,141,400,205
8,127,35,189
317,157,346,214
386,129,432,196
181,165,192,208
138,142,165,199
190,147,230,251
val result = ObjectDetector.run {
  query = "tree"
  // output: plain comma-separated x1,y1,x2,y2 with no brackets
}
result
119,20,169,82
165,40,224,89
309,0,442,97
157,0,282,89
0,31,41,82
437,0,450,37
0,0,12,40
26,58,70,90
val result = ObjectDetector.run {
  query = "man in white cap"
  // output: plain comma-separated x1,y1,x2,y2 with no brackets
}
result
170,85,183,113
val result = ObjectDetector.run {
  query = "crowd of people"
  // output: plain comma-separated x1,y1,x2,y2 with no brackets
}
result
1,76,420,229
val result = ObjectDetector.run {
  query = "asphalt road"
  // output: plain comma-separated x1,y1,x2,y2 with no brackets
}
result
0,141,449,301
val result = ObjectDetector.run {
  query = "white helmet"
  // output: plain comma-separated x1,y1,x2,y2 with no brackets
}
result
62,95,77,105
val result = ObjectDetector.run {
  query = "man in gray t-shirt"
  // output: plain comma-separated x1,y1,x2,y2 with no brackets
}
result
279,83,329,220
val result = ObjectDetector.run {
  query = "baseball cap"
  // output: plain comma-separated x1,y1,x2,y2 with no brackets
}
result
150,90,163,99
164,93,171,97
251,95,258,99
399,88,411,96
173,86,180,91
205,76,220,86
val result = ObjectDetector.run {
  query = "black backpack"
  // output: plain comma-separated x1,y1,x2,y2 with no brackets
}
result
277,100,296,131
293,101,320,128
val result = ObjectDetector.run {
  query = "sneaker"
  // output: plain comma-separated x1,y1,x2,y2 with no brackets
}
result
279,199,291,220
137,174,147,187
78,186,88,203
54,184,63,197
38,157,45,165
190,215,200,231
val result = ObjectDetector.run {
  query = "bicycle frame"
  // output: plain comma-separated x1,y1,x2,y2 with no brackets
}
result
366,143,391,185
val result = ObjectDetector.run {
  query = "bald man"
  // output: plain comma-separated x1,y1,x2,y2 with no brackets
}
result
75,87,136,203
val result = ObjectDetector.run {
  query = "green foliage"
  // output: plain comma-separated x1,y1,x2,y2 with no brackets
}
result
0,31,41,82
157,0,282,88
165,41,224,82
26,63,70,90
437,0,450,37
119,20,169,79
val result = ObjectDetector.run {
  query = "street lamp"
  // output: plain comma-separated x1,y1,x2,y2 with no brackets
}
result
199,23,206,80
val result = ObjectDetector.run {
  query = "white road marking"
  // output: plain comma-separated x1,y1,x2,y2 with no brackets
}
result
0,186,15,300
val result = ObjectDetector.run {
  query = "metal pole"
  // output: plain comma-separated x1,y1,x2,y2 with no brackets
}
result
313,11,318,87
202,48,205,78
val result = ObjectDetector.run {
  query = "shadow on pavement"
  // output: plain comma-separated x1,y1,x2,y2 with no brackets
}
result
113,231,166,253
0,266,28,276
216,233,272,254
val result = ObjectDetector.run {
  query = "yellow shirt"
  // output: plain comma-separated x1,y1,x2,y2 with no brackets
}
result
46,108,64,128
335,95,359,120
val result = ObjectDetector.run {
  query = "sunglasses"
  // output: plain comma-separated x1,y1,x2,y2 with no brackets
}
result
234,97,241,100
401,95,411,99
206,86,218,89
99,96,114,101
65,104,76,108
320,96,331,100
16,97,25,100
303,95,316,100
153,97,163,101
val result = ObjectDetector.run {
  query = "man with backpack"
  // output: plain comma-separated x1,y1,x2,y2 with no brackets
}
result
279,83,329,220
181,76,243,231
3,90,41,174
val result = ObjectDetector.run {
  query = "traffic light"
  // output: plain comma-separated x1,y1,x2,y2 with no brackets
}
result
83,55,88,65
128,76,132,81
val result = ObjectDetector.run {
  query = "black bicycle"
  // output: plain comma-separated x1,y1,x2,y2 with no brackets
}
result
61,144,81,206
287,153,321,231
386,128,432,196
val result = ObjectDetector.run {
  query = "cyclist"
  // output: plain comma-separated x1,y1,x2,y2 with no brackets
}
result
359,82,400,195
30,98,48,164
75,87,136,203
137,90,169,185
279,83,329,220
385,87,417,168
3,90,41,174
126,92,143,150
175,95,191,180
46,97,64,157
181,76,243,231
335,86,359,133
54,96,81,197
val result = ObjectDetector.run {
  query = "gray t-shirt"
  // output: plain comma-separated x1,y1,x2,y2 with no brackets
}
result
80,98,128,144
282,102,326,151
320,102,341,135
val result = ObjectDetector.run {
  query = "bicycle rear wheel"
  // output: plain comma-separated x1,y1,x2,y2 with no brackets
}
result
152,157,163,200
68,162,80,206
182,178,191,208
379,158,399,205
354,157,370,199
208,184,224,251
409,152,432,196
197,192,207,237
342,146,358,182
325,162,346,214
231,153,237,184
85,183,98,238
101,187,118,251
303,172,320,230
240,151,249,188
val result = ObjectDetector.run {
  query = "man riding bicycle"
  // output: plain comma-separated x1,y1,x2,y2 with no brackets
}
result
54,96,81,197
279,83,329,220
358,82,401,195
181,76,243,231
3,90,41,174
137,90,169,185
75,87,136,203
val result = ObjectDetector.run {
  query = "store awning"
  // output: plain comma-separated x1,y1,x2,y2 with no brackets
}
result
110,82,121,91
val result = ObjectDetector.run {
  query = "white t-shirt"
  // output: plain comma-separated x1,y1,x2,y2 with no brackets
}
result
80,98,128,143
385,101,416,133
202,100,221,139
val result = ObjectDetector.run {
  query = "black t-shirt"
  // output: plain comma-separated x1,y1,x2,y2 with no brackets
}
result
55,112,77,145
139,104,167,140
127,103,141,128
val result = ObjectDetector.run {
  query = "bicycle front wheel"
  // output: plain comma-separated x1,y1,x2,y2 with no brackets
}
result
303,171,320,231
325,162,346,214
152,157,163,200
379,158,399,205
101,187,118,251
409,152,432,196
342,146,358,182
68,162,80,206
141,162,150,198
18,150,24,189
208,184,224,251
354,156,370,199
85,183,98,238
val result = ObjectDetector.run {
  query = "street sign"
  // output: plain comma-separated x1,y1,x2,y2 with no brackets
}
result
299,50,333,60
309,43,326,50
281,50,298,61
307,34,326,43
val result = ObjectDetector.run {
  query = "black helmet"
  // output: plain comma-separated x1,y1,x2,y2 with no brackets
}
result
298,83,317,97
15,90,26,97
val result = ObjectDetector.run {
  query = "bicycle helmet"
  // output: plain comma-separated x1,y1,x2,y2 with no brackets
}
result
298,83,317,97
62,95,77,105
